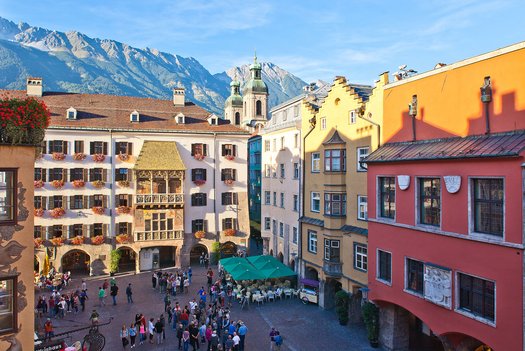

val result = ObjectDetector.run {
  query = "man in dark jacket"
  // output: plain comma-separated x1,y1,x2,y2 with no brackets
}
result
126,283,133,303
110,283,119,305
189,322,200,350
154,318,164,345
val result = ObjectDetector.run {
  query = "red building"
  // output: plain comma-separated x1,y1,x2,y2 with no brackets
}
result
366,42,525,350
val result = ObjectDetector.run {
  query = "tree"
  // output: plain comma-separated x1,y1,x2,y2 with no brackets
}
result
335,290,350,325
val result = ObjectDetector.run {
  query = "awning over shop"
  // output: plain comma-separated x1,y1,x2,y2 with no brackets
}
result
134,141,186,170
220,255,297,280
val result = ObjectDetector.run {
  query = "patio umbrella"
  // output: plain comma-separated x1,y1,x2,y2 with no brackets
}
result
260,265,296,279
229,266,265,281
220,257,247,266
222,261,252,273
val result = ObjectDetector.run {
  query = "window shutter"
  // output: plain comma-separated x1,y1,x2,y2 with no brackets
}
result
62,225,67,238
203,195,207,206
222,219,226,230
47,140,52,154
103,142,108,155
191,194,196,206
46,196,51,210
233,169,237,180
128,195,133,207
89,225,94,237
69,225,75,239
62,196,67,210
83,196,88,209
233,218,238,229
204,220,208,232
127,223,132,236
221,170,225,181
82,225,88,237
203,144,208,156
127,143,133,155
42,169,47,182
103,224,108,236
191,169,196,181
233,193,238,205
191,144,195,156
42,196,47,210
88,196,93,209
233,145,237,156
63,141,68,155
103,196,108,208
203,169,207,181
221,145,226,156
115,222,119,236
83,169,88,181
70,196,75,209
62,168,67,181
222,193,226,205
90,142,95,155
102,169,108,182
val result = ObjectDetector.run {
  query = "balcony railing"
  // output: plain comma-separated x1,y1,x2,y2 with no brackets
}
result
323,261,343,277
135,193,184,205
134,230,184,241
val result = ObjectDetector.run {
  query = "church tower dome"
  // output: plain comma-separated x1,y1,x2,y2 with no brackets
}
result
243,53,268,95
224,75,243,126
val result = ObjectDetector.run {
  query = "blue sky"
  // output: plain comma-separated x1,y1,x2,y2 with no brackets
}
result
1,0,524,84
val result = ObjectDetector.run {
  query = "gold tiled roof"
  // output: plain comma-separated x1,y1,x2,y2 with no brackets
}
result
134,141,186,170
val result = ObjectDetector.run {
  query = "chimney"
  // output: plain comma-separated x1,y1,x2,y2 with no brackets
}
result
173,87,185,106
27,77,43,97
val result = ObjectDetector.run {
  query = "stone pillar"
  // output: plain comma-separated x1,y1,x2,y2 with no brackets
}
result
318,279,326,309
379,304,410,351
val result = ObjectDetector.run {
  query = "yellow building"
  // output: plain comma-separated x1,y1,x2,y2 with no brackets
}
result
299,74,388,310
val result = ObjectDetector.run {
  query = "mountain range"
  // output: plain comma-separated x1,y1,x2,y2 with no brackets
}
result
0,17,307,115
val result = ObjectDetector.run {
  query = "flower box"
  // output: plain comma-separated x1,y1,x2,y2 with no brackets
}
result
116,234,131,244
51,179,65,189
223,228,236,237
92,206,105,215
72,179,85,188
50,237,64,246
34,237,43,248
117,153,129,162
73,153,86,161
116,206,131,215
51,152,66,161
193,179,206,186
224,179,234,186
92,154,106,163
50,207,66,218
91,235,105,245
194,231,206,239
117,180,130,187
224,154,235,161
92,180,105,188
193,153,205,161
34,208,45,217
34,180,44,189
70,236,85,245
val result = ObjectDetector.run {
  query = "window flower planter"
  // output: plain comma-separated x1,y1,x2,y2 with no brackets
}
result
117,153,129,162
117,180,130,188
116,206,131,215
224,179,234,186
116,234,131,244
73,153,86,161
91,235,105,245
194,231,206,239
0,96,50,145
70,236,85,245
50,237,64,246
223,228,236,237
72,179,85,188
194,153,205,161
34,238,43,248
92,206,105,215
51,179,65,189
193,179,206,186
50,207,66,218
34,180,44,189
92,180,105,188
225,154,235,161
34,208,45,217
92,154,106,163
52,152,66,161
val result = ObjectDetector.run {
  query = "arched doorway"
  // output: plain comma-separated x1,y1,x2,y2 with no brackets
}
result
34,255,40,274
278,252,284,263
62,250,90,275
190,244,208,266
269,249,274,256
305,266,319,281
289,259,295,271
235,112,240,125
220,242,237,258
323,278,342,309
117,247,136,272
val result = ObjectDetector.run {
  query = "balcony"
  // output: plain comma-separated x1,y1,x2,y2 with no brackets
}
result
323,261,343,278
135,193,183,205
134,230,184,241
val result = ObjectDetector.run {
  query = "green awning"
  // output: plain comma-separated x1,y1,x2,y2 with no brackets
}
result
259,266,296,279
134,141,186,170
221,255,297,280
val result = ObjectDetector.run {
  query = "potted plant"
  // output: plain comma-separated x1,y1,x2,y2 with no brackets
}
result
335,290,350,325
91,235,105,245
34,179,44,188
362,301,380,348
116,206,131,215
51,179,65,189
70,235,85,245
92,180,105,188
92,153,106,163
194,230,206,239
50,207,66,218
50,236,64,246
193,153,205,161
0,96,50,145
193,179,206,186
223,228,236,236
117,153,129,162
109,249,121,276
52,152,66,161
72,179,85,188
73,152,86,161
117,180,130,187
92,206,105,215
116,234,131,244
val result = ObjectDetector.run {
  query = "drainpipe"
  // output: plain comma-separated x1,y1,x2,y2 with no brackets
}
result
109,129,115,246
213,133,219,250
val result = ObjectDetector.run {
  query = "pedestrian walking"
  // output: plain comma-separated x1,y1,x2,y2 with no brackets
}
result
273,331,283,351
126,283,133,303
154,318,163,345
183,328,190,351
44,318,54,341
139,323,146,345
269,327,276,351
237,321,247,351
128,322,137,348
120,324,129,349
148,318,155,344
209,329,219,351
98,287,105,307
90,309,100,325
188,267,193,284
110,283,119,305
177,323,184,350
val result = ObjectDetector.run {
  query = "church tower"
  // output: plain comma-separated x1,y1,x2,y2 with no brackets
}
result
242,53,268,132
224,77,243,126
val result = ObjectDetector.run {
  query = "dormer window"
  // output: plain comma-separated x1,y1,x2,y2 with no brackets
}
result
207,114,219,125
175,113,185,124
130,110,140,123
66,107,77,120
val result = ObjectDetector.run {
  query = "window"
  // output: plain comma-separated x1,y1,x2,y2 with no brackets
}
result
280,137,285,150
89,168,104,182
71,195,83,209
192,219,207,233
117,222,131,235
379,177,396,219
349,110,356,124
280,164,285,178
34,168,46,181
292,227,298,244
221,169,237,181
48,140,67,154
264,191,271,205
324,193,346,216
377,250,392,283
279,222,284,237
280,193,285,208
70,168,84,181
0,276,18,334
294,105,299,117
324,239,340,262
145,213,173,232
51,225,63,238
272,139,276,151
293,195,299,212
419,178,441,226
357,147,369,171
272,166,277,178
34,196,45,210
115,142,133,155
93,194,104,207
473,178,503,236
458,273,495,322
117,194,131,207
191,193,207,206
273,192,277,206
222,144,237,157
294,133,299,148
74,140,84,154
191,168,207,182
358,196,368,220
222,192,238,205
0,170,16,224
308,230,318,253
222,218,237,230
311,153,320,173
71,224,83,238
256,100,262,115
90,141,107,155
264,140,270,152
264,217,271,230
93,223,103,237
293,163,299,179
283,110,288,121
264,165,271,178
324,149,346,172
354,244,367,271
34,226,42,239
320,117,326,130
49,168,64,181
406,258,424,294
115,168,129,182
311,192,321,212
191,143,208,156
272,220,277,235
